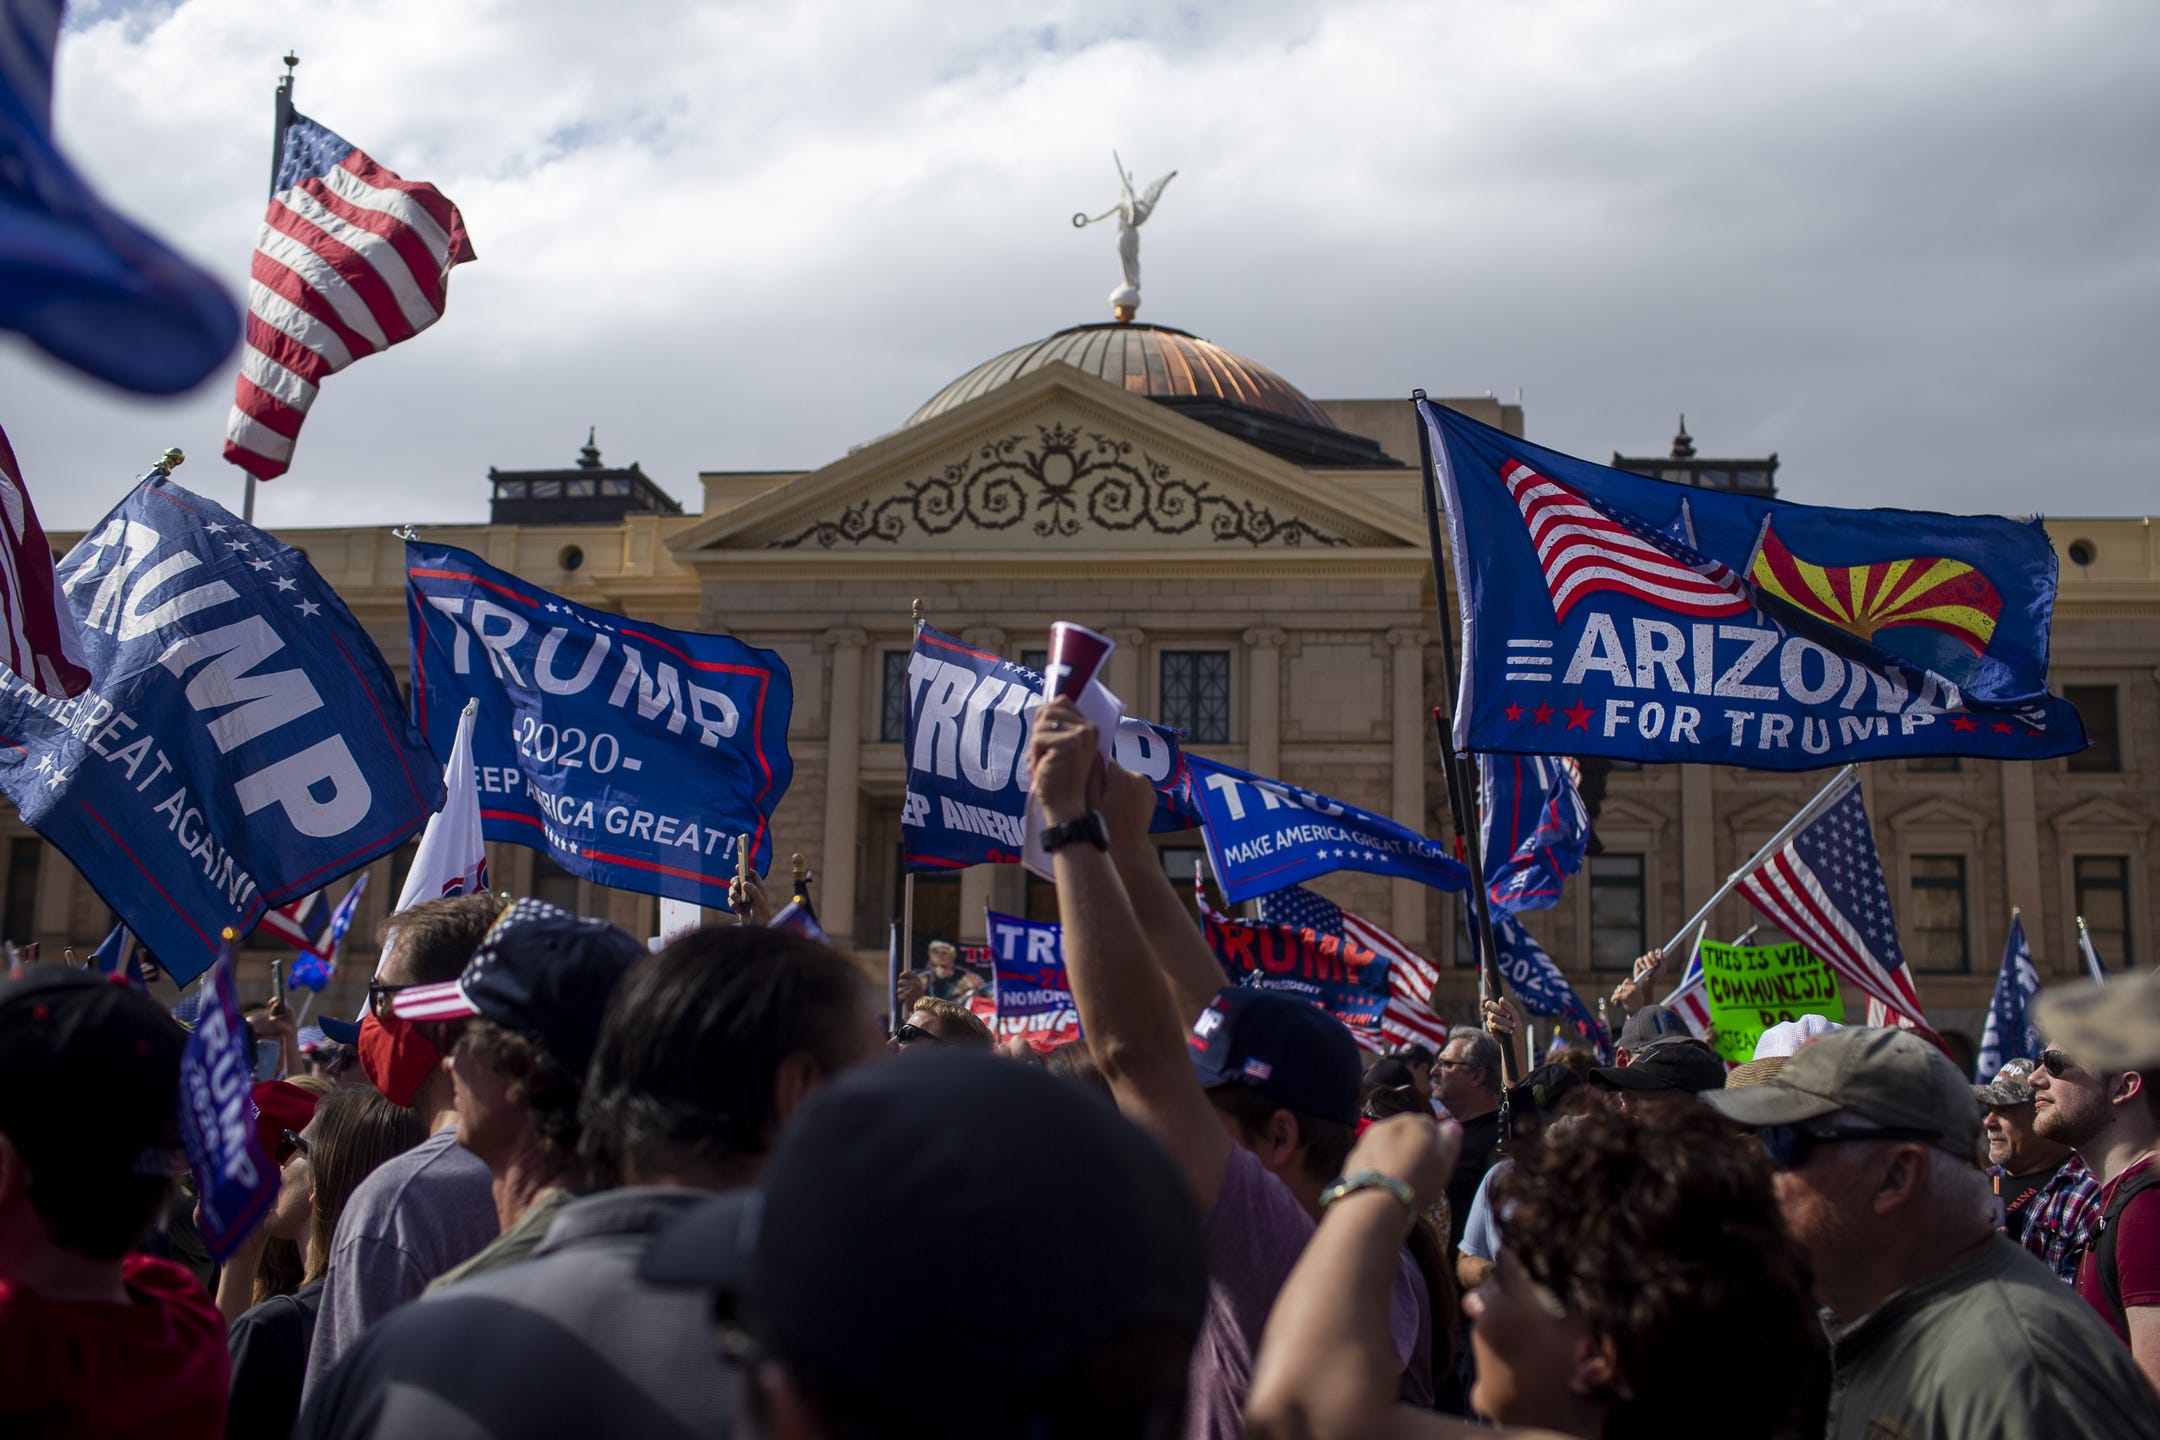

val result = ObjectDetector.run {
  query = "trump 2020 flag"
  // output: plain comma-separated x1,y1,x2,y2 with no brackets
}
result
1489,912,1612,1063
1974,911,2042,1081
901,625,1197,871
0,475,441,984
986,909,1081,1048
1204,886,1392,1042
1188,753,1467,904
0,3,240,394
1418,400,2085,769
225,112,474,481
177,938,278,1261
408,542,792,908
1480,753,1589,917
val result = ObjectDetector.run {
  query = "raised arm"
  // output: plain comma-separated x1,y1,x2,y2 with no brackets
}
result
1247,1116,1469,1440
1100,764,1230,1027
1029,700,1231,1209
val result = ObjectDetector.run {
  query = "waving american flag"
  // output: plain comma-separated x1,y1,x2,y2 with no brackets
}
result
1257,885,1449,1052
1503,459,1750,622
224,113,474,481
1734,782,1933,1035
0,426,87,697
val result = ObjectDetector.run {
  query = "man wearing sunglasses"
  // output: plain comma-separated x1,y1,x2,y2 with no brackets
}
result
2026,1039,2160,1390
1701,1026,2160,1438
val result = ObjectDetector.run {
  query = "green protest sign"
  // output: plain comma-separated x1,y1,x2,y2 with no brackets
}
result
1698,941,1844,1064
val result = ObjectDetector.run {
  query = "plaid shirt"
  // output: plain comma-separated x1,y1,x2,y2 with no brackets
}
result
2012,1152,2103,1283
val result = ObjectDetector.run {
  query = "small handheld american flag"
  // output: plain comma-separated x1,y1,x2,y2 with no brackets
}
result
224,113,474,481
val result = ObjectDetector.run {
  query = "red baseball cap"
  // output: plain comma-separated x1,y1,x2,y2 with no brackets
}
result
252,1080,318,1161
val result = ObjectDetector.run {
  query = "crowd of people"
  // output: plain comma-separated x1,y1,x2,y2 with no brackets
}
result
3,696,2160,1438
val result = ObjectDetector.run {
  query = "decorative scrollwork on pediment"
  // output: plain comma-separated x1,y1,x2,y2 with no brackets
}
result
771,424,1352,549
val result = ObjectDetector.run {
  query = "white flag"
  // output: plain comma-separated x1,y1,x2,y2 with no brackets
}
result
395,698,490,915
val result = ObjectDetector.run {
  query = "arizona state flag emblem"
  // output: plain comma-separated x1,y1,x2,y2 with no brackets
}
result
1750,522,2003,659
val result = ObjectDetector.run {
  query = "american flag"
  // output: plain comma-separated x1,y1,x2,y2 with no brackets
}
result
1502,459,1752,623
1734,783,1933,1034
1257,885,1449,1052
257,888,331,951
223,113,474,481
292,875,368,991
0,426,87,698
1661,939,1715,1038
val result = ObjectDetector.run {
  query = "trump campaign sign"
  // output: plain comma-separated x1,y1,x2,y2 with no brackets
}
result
0,477,440,984
987,910,1081,1047
407,543,792,905
1188,754,1467,904
1419,401,2085,769
901,625,1198,872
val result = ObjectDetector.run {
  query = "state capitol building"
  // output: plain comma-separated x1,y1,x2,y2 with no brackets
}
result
9,313,2156,1052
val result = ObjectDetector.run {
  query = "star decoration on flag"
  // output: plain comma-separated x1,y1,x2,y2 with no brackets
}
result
249,558,273,572
227,541,250,554
1532,702,1555,725
295,599,322,618
1564,698,1594,730
273,576,298,593
204,522,227,534
1505,702,1524,722
1951,716,1978,732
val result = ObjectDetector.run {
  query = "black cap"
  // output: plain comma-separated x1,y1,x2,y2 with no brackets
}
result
642,1052,1207,1435
1618,1003,1692,1052
1188,986,1361,1126
1364,1055,1416,1091
0,969,185,1181
1591,1037,1728,1095
1505,1061,1586,1116
392,898,642,1074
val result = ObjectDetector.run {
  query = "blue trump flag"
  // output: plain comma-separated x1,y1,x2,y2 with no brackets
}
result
1188,753,1468,904
1203,887,1391,1040
1480,753,1589,917
901,625,1197,871
1489,912,1612,1063
177,940,279,1261
408,542,794,905
0,477,441,985
1418,400,2085,769
0,6,239,393
987,909,1081,1045
1974,912,2044,1081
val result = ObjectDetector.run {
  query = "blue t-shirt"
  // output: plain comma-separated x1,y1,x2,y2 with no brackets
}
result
1459,1157,1512,1261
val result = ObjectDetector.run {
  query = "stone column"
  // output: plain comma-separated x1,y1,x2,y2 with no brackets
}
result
1999,760,2044,950
1106,628,1147,711
1388,628,1430,945
820,629,867,949
1244,628,1285,776
1680,765,1715,940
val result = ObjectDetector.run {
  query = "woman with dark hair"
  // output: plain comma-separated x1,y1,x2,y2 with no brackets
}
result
1248,1106,1822,1439
224,1089,426,1440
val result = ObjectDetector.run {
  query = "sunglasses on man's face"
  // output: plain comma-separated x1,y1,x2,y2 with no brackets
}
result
1757,1123,1940,1170
275,1129,311,1168
891,1022,943,1048
2037,1049,2079,1078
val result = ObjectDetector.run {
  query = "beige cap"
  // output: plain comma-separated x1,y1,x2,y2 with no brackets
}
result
2035,972,2160,1074
1700,1027,1982,1163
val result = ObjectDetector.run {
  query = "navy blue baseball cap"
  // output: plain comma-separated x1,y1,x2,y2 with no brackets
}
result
1188,986,1361,1127
317,1014,360,1044
392,897,642,1074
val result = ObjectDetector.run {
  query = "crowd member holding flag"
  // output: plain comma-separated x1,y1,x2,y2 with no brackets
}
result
1973,1059,2099,1283
0,968,225,1435
1025,697,1436,1427
301,896,505,1397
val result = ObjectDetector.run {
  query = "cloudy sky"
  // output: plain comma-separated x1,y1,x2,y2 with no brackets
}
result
10,0,2157,531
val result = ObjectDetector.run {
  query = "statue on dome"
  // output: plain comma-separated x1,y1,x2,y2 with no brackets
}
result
1073,151,1175,322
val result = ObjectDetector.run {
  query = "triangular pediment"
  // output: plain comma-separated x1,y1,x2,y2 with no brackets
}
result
670,364,1421,559
1883,796,1992,835
2049,796,2152,836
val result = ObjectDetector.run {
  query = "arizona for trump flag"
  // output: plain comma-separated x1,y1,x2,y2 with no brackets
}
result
224,113,474,481
1418,400,2084,770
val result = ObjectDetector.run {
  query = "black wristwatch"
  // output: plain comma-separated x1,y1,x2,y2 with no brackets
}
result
1040,811,1110,854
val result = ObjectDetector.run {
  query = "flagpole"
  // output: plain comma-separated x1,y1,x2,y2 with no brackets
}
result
1655,763,1858,958
244,52,298,527
1410,391,1516,1089
899,599,923,991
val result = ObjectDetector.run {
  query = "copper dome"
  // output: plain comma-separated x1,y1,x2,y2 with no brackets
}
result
906,322,1338,431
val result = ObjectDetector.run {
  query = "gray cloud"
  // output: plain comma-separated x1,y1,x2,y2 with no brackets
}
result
7,0,2155,530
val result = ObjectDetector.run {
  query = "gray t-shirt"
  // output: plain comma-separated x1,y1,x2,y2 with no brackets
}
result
1459,1158,1512,1262
1185,1145,1424,1440
302,1128,498,1399
1828,1233,2160,1440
